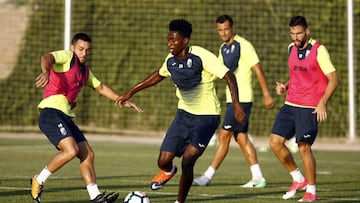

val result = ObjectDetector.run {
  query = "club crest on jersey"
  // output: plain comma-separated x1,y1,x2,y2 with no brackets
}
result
231,44,236,53
186,58,193,68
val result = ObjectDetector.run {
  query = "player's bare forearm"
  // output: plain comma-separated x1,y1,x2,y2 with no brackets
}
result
223,71,245,124
313,71,339,122
35,53,54,88
253,64,274,109
96,83,120,101
321,71,339,105
223,71,239,104
130,70,164,95
95,83,144,112
115,70,164,105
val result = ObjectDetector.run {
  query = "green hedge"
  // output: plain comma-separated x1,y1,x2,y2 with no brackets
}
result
1,0,359,137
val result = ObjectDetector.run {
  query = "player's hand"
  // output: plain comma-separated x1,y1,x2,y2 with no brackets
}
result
313,100,327,122
276,82,287,95
234,103,246,125
115,94,128,105
120,100,144,113
35,72,50,88
264,95,275,109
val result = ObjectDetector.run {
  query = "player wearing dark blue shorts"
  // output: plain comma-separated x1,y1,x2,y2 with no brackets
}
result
32,33,142,203
194,14,274,188
271,105,317,144
222,103,252,133
270,16,339,202
116,19,245,203
38,108,87,148
161,109,220,157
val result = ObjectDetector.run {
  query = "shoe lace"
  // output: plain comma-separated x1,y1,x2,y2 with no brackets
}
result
32,179,43,196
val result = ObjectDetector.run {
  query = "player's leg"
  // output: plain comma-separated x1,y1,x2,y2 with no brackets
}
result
210,128,232,169
150,109,194,190
270,105,307,199
270,133,307,199
298,144,318,202
194,103,238,186
269,133,298,171
77,141,119,203
193,128,232,186
31,137,78,202
298,141,316,187
150,111,183,190
150,151,177,190
77,141,96,186
31,108,80,202
177,144,202,203
177,113,219,203
236,132,266,188
49,137,80,171
296,109,318,202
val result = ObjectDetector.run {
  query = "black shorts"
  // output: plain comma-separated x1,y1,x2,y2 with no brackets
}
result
271,105,318,144
38,108,87,149
160,109,220,157
221,102,252,134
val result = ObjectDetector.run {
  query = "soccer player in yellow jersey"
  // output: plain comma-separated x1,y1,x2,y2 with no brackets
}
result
194,14,274,188
32,33,143,203
116,19,245,203
270,16,339,202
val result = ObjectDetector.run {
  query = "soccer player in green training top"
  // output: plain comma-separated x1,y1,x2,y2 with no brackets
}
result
116,19,245,203
194,14,274,188
32,32,143,203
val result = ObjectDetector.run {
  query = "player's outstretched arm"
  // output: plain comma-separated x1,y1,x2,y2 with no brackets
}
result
95,83,143,112
115,70,165,105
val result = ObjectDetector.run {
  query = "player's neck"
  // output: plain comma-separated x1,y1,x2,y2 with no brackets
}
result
225,35,235,46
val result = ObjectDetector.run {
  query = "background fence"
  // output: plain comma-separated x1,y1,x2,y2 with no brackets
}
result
0,0,359,137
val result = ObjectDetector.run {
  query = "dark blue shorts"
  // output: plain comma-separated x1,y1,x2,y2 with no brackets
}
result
38,108,87,149
221,102,252,134
160,109,220,157
271,105,318,144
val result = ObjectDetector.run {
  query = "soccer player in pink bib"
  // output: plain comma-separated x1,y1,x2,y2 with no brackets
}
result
269,16,339,202
32,33,142,203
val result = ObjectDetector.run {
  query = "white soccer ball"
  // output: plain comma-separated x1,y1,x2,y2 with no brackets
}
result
124,191,151,203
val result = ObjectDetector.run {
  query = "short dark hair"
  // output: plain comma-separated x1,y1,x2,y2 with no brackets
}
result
289,16,308,29
169,19,192,38
71,32,92,45
216,15,233,27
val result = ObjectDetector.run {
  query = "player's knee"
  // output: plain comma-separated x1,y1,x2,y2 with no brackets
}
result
86,149,95,161
182,156,196,169
269,135,283,151
157,159,172,170
65,146,79,160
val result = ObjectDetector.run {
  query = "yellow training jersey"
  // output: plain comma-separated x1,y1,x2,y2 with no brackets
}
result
159,46,229,115
218,35,260,103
